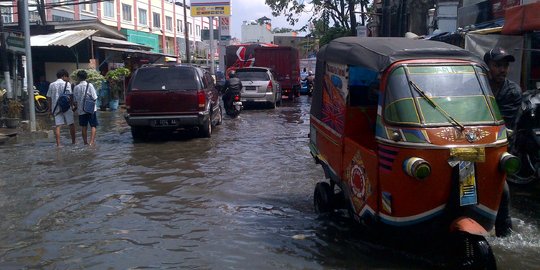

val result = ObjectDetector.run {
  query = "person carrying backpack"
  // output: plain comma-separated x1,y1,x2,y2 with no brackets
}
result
73,70,98,146
47,69,76,147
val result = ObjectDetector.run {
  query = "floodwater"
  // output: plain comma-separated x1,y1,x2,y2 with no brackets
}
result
0,96,538,269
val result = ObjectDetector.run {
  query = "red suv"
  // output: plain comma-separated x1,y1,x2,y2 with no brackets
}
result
125,64,222,139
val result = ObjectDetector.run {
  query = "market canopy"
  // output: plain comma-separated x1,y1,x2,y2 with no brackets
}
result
31,30,97,48
98,46,177,63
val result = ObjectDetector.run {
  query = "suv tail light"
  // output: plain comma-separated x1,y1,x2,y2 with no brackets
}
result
266,81,273,92
197,90,206,109
125,94,131,110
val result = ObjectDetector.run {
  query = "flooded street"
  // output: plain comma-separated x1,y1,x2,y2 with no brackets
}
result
0,96,539,269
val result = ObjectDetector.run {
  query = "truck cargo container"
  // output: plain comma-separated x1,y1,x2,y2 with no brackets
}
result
254,46,301,100
225,44,301,100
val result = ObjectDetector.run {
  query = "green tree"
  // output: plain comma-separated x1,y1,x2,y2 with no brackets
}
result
265,0,370,37
273,27,295,33
319,26,350,46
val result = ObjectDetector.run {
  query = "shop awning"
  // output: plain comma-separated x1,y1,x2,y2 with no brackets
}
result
31,30,97,48
98,46,177,63
91,36,152,50
502,2,540,35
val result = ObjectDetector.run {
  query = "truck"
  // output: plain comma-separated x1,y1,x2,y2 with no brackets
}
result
225,44,301,100
224,43,277,76
254,46,301,100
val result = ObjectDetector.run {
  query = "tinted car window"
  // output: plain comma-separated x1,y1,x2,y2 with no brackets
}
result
236,71,270,81
131,66,200,91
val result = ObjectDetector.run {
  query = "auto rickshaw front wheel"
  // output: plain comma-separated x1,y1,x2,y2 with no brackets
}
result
448,232,497,270
314,182,334,214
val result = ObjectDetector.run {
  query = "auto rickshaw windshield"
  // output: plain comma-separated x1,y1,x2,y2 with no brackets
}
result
384,64,503,126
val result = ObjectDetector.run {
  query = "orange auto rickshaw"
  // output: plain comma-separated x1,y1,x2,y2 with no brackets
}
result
309,37,519,268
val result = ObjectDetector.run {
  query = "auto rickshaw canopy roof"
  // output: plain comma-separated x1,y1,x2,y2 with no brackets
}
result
317,37,485,72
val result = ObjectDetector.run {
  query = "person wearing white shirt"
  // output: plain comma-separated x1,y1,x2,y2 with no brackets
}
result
46,69,75,147
73,70,99,145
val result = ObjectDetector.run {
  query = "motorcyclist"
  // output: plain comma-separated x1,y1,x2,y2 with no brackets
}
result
222,70,243,112
303,71,314,96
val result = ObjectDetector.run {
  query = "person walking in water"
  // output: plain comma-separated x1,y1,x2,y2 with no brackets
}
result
47,69,76,147
73,70,99,146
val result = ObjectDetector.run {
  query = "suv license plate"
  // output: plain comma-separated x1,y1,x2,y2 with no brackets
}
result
153,119,177,127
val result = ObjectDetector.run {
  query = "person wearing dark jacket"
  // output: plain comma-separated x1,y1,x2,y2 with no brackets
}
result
484,47,522,130
222,70,243,111
484,47,521,237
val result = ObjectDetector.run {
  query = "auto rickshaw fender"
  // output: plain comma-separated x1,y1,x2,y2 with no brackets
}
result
449,216,488,236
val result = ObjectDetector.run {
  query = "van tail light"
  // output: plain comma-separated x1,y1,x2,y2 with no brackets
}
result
266,81,273,92
197,90,206,109
234,94,240,102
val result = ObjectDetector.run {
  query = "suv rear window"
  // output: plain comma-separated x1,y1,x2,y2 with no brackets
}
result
236,70,270,81
130,66,200,91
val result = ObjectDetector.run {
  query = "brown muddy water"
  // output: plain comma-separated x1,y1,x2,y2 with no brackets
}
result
0,96,538,269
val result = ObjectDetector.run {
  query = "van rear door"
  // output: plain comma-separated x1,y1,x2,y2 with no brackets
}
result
127,66,202,114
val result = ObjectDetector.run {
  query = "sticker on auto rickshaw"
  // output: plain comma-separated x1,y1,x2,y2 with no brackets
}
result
459,161,477,206
450,147,486,162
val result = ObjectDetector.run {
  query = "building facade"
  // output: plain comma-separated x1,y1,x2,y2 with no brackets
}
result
0,0,218,61
240,20,273,43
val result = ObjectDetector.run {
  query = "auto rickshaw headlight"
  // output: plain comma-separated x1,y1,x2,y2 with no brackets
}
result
499,152,520,175
403,157,431,180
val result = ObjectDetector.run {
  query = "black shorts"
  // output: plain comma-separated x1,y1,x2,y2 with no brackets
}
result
79,112,99,127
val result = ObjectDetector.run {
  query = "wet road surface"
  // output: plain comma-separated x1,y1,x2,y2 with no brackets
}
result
0,96,539,269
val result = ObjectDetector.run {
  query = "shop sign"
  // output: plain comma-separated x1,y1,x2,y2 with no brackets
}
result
6,33,25,53
191,0,231,17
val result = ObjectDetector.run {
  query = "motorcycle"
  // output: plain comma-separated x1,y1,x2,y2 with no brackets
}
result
507,89,540,185
304,75,314,96
34,89,49,114
224,92,242,118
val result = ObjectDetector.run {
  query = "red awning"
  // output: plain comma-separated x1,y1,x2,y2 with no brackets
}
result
502,2,540,34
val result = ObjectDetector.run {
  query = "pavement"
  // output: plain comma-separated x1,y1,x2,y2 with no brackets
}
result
0,120,54,144
0,127,18,144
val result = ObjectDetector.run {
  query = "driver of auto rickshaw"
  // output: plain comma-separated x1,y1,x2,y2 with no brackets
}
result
484,47,522,130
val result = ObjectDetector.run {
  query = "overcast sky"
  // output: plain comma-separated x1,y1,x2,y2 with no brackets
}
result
229,0,311,39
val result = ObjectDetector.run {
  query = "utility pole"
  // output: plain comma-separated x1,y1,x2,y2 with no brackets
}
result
183,0,190,63
209,16,214,75
22,0,36,131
